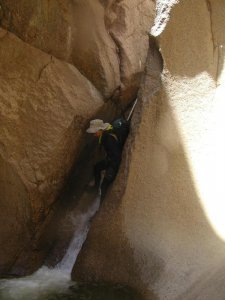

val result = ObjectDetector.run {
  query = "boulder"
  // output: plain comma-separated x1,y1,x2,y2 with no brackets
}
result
0,0,155,102
0,0,120,98
0,28,103,273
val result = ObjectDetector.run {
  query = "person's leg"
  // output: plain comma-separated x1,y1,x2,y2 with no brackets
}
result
93,159,108,187
100,164,119,199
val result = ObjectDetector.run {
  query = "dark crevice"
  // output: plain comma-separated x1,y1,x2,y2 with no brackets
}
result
205,0,216,51
108,30,123,87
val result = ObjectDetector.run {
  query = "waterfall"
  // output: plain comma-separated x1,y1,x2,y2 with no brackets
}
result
0,195,101,300
55,194,100,274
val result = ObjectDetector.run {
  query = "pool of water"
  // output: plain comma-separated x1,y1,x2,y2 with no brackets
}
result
35,283,140,300
0,267,141,300
0,195,141,300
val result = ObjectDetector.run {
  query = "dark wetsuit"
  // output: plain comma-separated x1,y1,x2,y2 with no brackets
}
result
94,130,122,198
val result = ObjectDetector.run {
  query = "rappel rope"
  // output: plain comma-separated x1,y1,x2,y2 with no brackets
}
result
127,98,138,121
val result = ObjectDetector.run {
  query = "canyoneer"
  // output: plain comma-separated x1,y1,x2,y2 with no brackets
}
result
86,99,138,199
86,118,129,199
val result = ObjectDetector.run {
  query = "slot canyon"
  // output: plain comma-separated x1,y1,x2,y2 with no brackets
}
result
0,0,225,299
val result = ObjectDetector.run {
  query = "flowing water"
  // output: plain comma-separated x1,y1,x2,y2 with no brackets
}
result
0,196,97,300
0,195,139,300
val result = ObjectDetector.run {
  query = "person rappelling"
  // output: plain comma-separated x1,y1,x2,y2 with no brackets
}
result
86,98,138,200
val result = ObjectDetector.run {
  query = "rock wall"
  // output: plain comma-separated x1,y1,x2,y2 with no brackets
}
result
0,28,104,273
0,0,154,101
0,1,154,274
73,1,225,299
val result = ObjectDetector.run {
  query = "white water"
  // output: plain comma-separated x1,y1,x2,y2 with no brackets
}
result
56,195,100,274
0,195,100,300
0,267,72,300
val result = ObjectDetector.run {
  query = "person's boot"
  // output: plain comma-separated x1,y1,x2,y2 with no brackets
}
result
86,179,98,193
88,179,95,188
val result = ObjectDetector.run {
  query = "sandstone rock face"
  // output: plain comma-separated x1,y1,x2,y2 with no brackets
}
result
73,1,225,299
0,28,103,273
69,0,120,99
0,0,156,275
106,0,155,104
0,0,120,98
0,0,73,60
0,0,154,100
